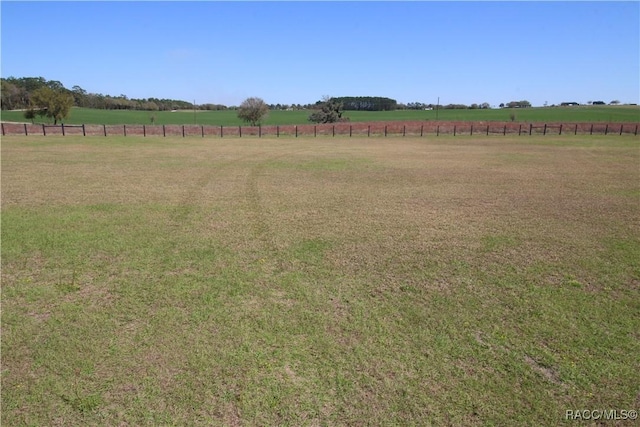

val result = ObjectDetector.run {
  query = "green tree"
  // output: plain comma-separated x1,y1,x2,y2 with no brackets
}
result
24,108,37,123
71,85,87,107
1,80,21,110
308,97,345,123
237,97,269,126
332,96,397,111
506,100,531,108
30,87,74,124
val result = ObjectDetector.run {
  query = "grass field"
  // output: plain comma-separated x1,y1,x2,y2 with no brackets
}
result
2,105,639,126
2,135,639,426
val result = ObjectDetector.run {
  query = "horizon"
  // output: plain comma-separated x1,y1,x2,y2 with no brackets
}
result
1,2,639,107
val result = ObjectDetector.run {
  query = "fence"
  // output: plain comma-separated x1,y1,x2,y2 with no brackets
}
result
1,121,638,138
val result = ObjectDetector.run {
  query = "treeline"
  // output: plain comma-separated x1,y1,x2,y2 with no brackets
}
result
325,96,398,111
499,100,532,108
2,76,537,113
1,77,200,112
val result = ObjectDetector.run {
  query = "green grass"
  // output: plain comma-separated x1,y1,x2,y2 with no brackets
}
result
2,105,639,126
2,135,639,426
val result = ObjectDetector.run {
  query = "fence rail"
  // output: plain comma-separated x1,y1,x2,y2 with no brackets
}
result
2,121,638,138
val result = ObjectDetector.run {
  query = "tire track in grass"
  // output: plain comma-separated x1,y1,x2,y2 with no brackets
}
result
168,152,256,229
169,169,212,228
163,141,303,269
245,162,270,248
242,144,308,271
162,150,263,281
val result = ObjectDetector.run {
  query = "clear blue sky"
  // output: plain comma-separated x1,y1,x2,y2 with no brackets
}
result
2,1,638,107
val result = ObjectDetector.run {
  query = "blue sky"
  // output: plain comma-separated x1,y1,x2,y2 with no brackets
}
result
1,1,638,107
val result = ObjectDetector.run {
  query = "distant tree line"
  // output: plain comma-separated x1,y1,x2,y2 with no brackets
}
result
499,100,532,108
1,77,198,112
3,76,630,118
324,96,398,111
395,102,492,110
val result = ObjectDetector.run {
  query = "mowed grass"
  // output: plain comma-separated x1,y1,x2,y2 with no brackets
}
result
2,134,639,426
2,104,639,125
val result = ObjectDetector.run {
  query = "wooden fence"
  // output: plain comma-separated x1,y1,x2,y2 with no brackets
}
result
1,121,638,138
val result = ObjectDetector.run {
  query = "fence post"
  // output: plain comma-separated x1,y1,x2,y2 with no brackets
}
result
518,124,522,136
590,124,593,135
543,124,547,135
619,124,623,135
24,123,27,136
384,125,387,137
124,125,127,137
503,125,506,136
220,125,223,138
529,124,533,135
575,124,578,135
559,124,562,135
453,125,456,136
277,125,279,137
82,124,86,136
183,125,186,137
43,124,46,136
350,125,352,137
163,125,166,137
605,124,608,135
104,124,107,137
437,125,440,136
635,125,638,136
239,126,241,137
202,125,204,138
1,123,4,136
259,125,261,138
470,124,473,136
295,126,298,138
420,124,424,137
403,125,406,137
368,125,370,137
333,125,335,137
143,125,146,137
314,126,316,137
487,125,489,136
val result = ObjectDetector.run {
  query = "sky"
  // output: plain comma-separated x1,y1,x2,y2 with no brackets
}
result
1,1,638,107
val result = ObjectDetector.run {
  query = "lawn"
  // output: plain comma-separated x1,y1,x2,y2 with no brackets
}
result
1,105,639,126
2,135,639,426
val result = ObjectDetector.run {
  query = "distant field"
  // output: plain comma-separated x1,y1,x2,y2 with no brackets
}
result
1,105,639,126
2,135,638,426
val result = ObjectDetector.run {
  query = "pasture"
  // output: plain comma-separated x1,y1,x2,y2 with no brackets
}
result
2,134,639,426
1,104,639,126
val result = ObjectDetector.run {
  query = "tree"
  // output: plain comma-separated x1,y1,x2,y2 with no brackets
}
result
1,80,21,110
237,97,269,126
30,87,74,124
24,107,37,124
506,100,531,108
72,85,87,107
331,96,397,111
308,97,345,123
